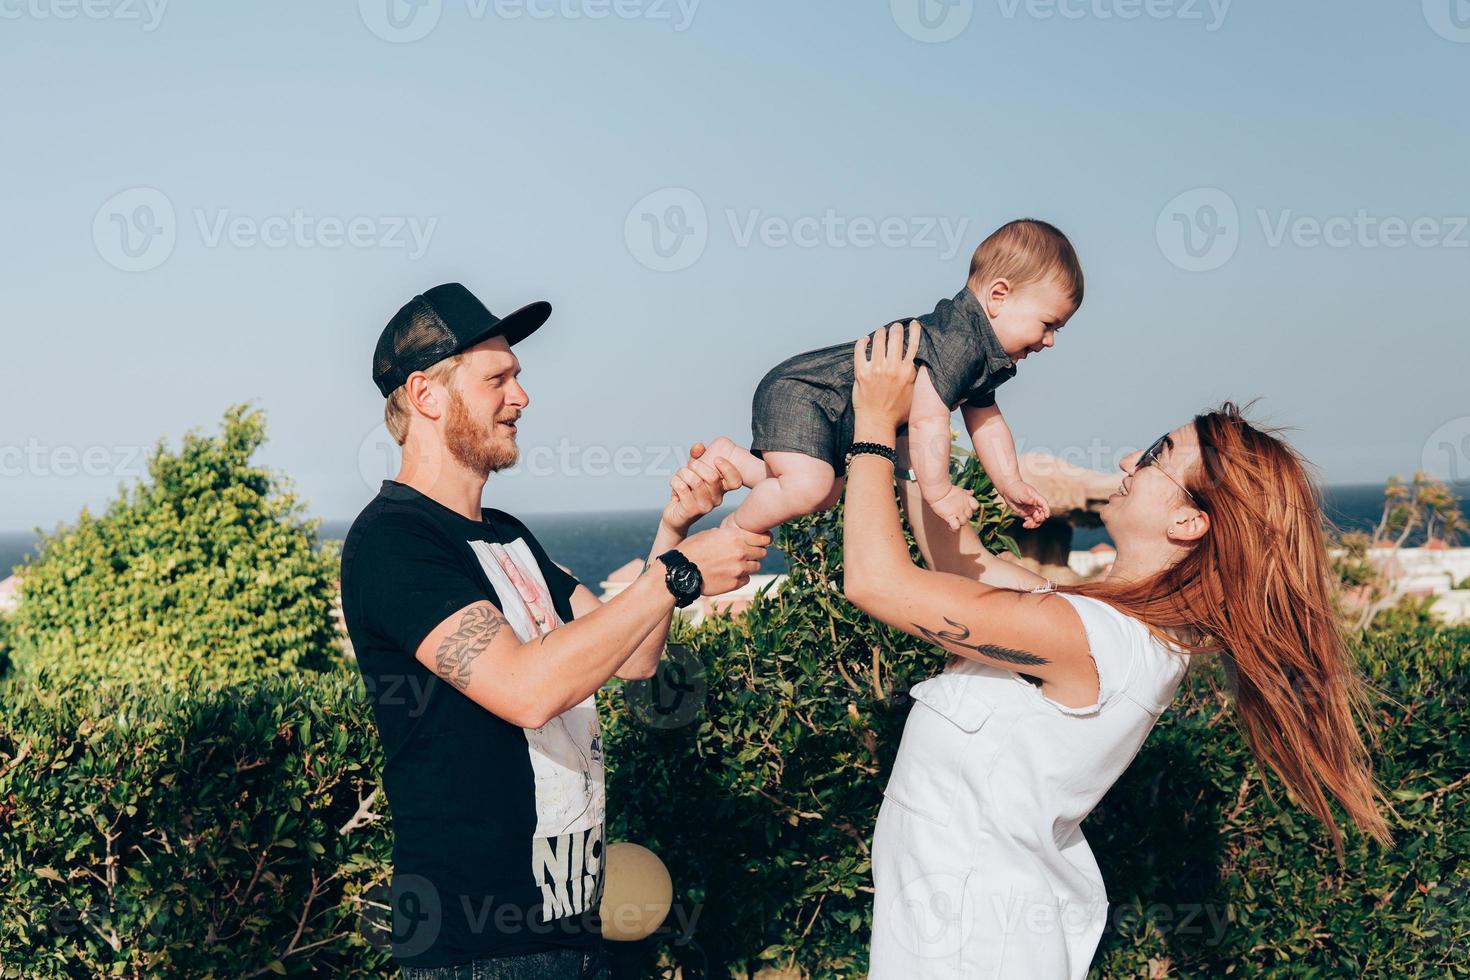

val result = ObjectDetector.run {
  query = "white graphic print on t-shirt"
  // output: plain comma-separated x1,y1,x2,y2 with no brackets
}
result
466,538,606,920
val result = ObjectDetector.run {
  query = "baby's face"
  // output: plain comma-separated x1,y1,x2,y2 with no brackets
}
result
983,277,1077,362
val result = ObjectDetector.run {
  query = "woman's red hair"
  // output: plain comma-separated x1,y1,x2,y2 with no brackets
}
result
1074,403,1393,860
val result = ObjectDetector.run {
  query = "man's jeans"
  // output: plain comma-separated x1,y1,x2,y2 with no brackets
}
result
399,946,609,980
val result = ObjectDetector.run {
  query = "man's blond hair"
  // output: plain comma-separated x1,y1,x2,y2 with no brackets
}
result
383,354,464,446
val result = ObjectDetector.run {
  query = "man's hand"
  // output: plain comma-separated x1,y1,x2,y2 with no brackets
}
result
678,525,771,595
998,479,1051,529
663,442,743,534
929,484,979,532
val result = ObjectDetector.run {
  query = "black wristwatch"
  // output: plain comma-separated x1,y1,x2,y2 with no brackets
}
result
655,549,702,608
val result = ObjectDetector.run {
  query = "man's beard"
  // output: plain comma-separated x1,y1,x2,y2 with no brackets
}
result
444,388,519,477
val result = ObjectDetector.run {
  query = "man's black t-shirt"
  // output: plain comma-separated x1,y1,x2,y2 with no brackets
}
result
340,480,604,968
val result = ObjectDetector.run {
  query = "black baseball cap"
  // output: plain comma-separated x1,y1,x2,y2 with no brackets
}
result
372,283,551,397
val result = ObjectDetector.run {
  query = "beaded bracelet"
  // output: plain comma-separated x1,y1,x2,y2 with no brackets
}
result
847,441,897,466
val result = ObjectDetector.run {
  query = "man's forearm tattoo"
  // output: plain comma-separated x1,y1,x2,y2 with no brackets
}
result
912,617,1050,668
435,605,505,690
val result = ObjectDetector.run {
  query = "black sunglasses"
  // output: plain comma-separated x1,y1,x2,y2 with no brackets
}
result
1135,433,1203,507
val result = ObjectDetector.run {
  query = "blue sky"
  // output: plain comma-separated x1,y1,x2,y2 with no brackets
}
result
2,0,1468,531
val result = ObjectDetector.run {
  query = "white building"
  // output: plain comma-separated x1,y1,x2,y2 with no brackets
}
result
1367,543,1470,624
600,558,785,625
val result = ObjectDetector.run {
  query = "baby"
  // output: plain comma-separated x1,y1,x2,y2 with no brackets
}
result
702,219,1083,534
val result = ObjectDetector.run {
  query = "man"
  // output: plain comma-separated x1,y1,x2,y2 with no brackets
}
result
340,283,770,978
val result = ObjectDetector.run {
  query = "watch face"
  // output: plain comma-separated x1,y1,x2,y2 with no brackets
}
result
670,564,701,597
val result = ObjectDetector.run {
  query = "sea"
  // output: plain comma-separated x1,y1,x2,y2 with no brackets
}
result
2,484,1466,588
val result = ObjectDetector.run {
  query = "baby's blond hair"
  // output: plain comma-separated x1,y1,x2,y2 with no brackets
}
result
967,219,1084,308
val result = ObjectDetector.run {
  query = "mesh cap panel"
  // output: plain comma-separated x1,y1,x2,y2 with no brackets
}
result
372,299,459,395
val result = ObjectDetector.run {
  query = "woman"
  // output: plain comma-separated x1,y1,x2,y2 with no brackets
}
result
841,323,1393,978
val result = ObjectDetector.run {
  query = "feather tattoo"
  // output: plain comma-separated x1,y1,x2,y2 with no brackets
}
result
912,617,1050,668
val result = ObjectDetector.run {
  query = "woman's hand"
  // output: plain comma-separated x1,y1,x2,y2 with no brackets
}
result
663,442,743,534
851,320,921,434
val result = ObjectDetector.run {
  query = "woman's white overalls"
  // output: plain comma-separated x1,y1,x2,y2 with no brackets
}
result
870,592,1190,979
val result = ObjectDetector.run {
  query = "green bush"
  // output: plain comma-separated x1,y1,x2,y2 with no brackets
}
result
1370,594,1443,633
1082,621,1467,978
599,471,1468,976
0,613,12,682
8,405,342,691
0,668,392,978
3,432,1464,978
598,456,1009,978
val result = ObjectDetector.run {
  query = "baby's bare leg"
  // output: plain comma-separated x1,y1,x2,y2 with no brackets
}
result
703,436,773,489
727,450,838,534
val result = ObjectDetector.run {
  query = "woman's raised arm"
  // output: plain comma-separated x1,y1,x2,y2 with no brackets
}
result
842,323,1094,700
894,434,1049,592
